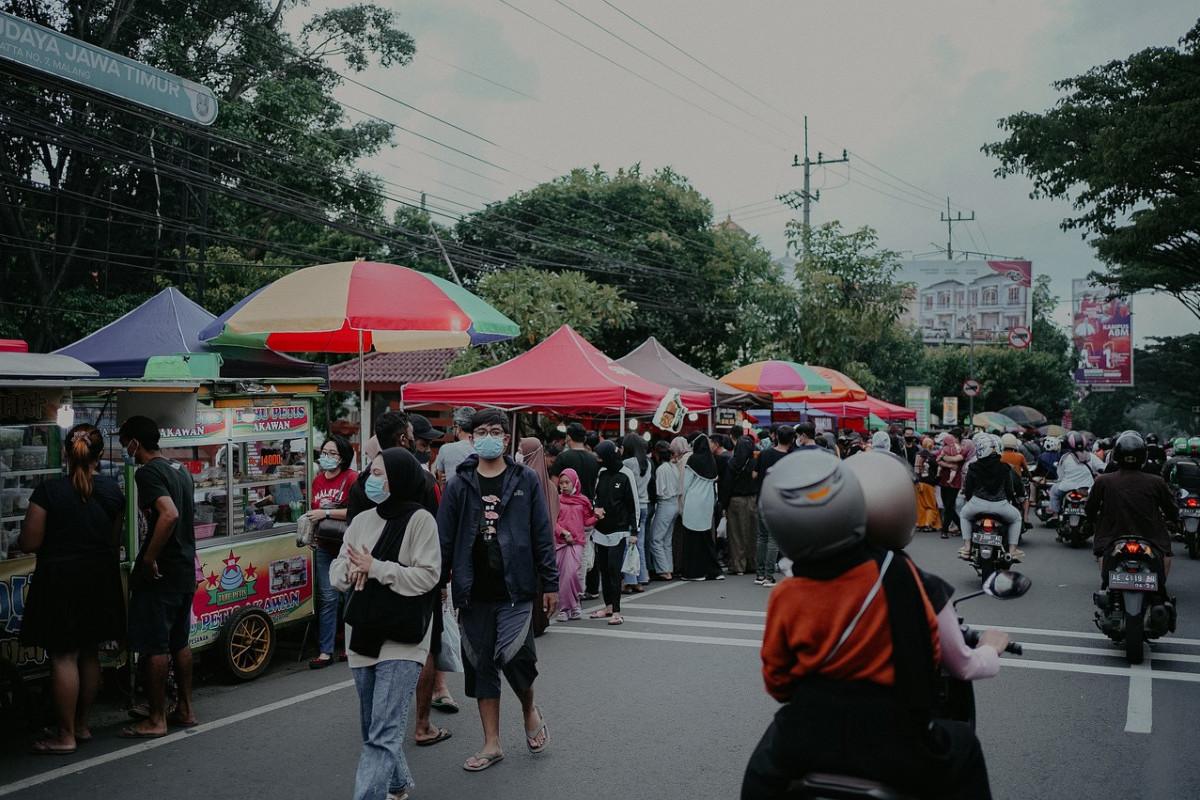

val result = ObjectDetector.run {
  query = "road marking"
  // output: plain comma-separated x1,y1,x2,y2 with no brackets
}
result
0,679,354,796
1020,641,1200,664
552,626,760,648
620,615,764,632
623,602,767,618
1126,659,1154,733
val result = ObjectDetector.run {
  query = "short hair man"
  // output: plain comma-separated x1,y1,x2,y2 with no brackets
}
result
434,406,477,487
118,415,197,735
437,408,559,770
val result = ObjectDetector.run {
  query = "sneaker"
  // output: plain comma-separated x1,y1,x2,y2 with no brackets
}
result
761,579,777,588
1010,548,1026,559
714,574,726,581
387,790,409,800
956,548,971,558
754,577,766,585
682,576,706,582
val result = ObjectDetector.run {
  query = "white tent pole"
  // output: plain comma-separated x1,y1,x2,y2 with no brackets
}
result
358,329,366,446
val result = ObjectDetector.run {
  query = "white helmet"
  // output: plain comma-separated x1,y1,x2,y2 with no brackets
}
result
1043,436,1061,452
973,432,998,459
844,451,918,550
1001,433,1020,450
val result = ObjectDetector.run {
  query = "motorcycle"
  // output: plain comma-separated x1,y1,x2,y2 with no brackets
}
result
964,513,1014,582
1058,486,1092,547
1032,478,1057,527
1093,537,1177,664
789,571,1029,800
1177,493,1200,559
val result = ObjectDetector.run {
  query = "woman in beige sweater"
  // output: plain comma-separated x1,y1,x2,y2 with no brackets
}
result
331,448,441,800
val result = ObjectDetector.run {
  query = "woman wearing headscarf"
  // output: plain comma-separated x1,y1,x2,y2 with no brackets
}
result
649,437,688,580
679,434,725,582
590,440,640,625
331,448,441,800
554,468,596,620
520,437,558,636
621,433,652,592
915,437,943,532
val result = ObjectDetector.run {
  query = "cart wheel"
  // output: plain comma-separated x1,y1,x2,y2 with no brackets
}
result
218,607,276,681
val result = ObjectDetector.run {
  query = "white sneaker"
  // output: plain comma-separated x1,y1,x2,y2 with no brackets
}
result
714,574,726,581
762,579,777,588
754,577,766,585
387,790,409,800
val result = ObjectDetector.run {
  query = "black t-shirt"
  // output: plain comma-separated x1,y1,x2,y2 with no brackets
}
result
29,475,124,564
753,447,794,496
552,447,600,500
134,457,196,593
471,471,510,602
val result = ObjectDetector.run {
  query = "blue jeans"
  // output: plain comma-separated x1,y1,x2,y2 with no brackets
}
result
754,507,778,581
648,497,677,575
624,504,650,585
352,659,422,800
315,547,346,654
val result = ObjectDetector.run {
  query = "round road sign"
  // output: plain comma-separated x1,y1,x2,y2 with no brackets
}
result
962,379,981,397
1009,326,1031,349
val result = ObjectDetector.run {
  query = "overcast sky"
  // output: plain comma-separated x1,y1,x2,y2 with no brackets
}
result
339,1,1198,343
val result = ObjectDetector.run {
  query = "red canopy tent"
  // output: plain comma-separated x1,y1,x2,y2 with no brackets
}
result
400,326,712,422
864,396,917,421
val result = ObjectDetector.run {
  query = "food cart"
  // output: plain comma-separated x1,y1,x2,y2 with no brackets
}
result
1,352,326,710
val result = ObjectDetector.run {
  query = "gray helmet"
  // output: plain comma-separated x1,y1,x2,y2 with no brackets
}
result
844,451,918,550
760,448,866,561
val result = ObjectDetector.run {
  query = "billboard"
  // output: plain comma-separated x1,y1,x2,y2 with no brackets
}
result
1072,279,1132,387
897,260,1033,346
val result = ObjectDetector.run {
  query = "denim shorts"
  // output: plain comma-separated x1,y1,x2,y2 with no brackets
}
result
128,590,194,655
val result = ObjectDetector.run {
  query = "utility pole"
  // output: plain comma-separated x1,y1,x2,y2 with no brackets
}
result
783,116,848,257
940,198,975,259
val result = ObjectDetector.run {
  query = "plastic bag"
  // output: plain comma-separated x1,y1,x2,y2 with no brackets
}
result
716,516,728,540
621,541,640,575
583,535,595,571
435,593,463,673
295,515,315,548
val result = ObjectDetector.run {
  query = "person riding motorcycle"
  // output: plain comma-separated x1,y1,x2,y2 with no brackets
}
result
958,434,1023,561
1049,432,1104,520
741,449,1010,800
1163,436,1200,499
1142,433,1166,477
1000,433,1031,528
1084,432,1177,584
1032,436,1062,481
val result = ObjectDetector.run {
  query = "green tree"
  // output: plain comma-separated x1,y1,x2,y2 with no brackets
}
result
447,267,636,375
983,19,1200,319
0,1,415,349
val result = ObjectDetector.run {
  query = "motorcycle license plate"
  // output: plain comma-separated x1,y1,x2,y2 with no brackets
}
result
974,532,1004,547
1109,571,1158,592
1181,508,1200,517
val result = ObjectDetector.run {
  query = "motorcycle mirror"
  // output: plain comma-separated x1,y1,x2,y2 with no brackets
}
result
982,570,1031,599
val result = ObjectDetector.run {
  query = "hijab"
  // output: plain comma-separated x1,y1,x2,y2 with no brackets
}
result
596,439,624,473
520,436,559,525
687,434,718,480
558,467,592,509
871,431,892,451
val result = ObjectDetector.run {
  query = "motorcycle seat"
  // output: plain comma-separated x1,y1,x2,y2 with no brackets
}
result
795,773,918,799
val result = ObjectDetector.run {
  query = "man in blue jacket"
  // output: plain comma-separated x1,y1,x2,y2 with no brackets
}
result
437,408,558,772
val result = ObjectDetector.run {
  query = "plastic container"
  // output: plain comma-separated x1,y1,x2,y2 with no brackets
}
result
14,446,47,470
0,428,24,449
194,522,217,540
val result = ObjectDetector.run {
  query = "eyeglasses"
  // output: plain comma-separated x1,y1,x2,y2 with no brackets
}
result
473,427,506,437
320,448,340,456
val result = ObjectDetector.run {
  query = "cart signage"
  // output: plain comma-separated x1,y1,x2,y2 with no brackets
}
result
232,405,309,435
191,536,313,650
158,408,227,444
0,560,45,669
0,388,57,425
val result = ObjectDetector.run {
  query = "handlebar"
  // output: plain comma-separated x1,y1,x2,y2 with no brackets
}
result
963,625,1022,656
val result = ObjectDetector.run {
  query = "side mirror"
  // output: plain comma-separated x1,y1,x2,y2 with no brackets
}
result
983,570,1031,599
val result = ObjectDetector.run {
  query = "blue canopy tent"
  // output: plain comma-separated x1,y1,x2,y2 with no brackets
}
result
54,288,327,383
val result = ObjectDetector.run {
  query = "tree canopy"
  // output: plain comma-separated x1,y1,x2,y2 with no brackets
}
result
983,18,1200,319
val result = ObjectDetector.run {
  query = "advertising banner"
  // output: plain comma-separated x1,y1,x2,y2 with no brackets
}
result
157,407,227,444
1072,279,1133,387
192,535,314,650
943,397,959,427
905,386,931,431
897,260,1033,345
231,405,310,436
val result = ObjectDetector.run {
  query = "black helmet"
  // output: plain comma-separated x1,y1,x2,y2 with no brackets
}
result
1065,431,1088,453
760,448,866,561
1145,432,1160,446
1112,432,1147,470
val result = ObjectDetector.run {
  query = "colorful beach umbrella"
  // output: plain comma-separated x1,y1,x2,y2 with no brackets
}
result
1037,424,1068,437
200,261,518,353
972,411,1021,432
998,405,1048,427
721,361,868,401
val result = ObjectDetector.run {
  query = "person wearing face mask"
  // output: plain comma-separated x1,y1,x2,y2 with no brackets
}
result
409,414,444,469
330,448,441,800
306,436,358,669
591,440,641,623
437,408,558,771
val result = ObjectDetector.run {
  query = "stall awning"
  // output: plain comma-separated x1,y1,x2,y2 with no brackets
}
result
615,337,765,408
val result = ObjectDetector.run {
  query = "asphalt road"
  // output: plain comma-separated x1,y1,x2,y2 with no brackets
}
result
3,518,1200,799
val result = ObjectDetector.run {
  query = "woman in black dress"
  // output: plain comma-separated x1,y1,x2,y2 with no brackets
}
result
19,423,125,754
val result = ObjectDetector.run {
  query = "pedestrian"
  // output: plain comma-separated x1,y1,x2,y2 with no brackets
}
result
680,434,725,582
432,407,477,490
915,437,943,531
307,435,357,669
621,433,652,592
117,415,198,737
751,425,796,587
937,428,965,539
725,429,759,576
590,440,640,623
18,424,125,754
331,447,441,800
520,436,559,636
437,408,558,771
550,422,602,600
649,437,687,580
554,467,595,620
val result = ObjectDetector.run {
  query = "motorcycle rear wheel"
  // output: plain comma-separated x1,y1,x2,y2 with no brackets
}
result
1125,611,1145,665
1187,533,1199,560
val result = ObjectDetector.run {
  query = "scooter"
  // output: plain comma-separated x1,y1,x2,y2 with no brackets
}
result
789,571,1029,800
964,513,1014,582
1058,487,1092,547
1177,493,1200,559
1093,537,1177,664
1032,478,1057,527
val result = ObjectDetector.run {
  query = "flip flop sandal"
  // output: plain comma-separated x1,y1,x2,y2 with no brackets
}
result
525,705,549,755
415,727,452,747
166,712,198,728
120,726,167,739
431,695,460,713
30,741,76,755
607,615,624,626
588,610,612,619
463,751,504,771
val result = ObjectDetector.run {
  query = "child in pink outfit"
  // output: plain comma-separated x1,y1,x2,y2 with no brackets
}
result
555,468,596,620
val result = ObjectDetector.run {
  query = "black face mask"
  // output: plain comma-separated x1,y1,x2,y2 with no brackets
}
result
415,450,430,465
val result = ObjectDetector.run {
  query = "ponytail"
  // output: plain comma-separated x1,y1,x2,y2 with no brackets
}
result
65,424,104,501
